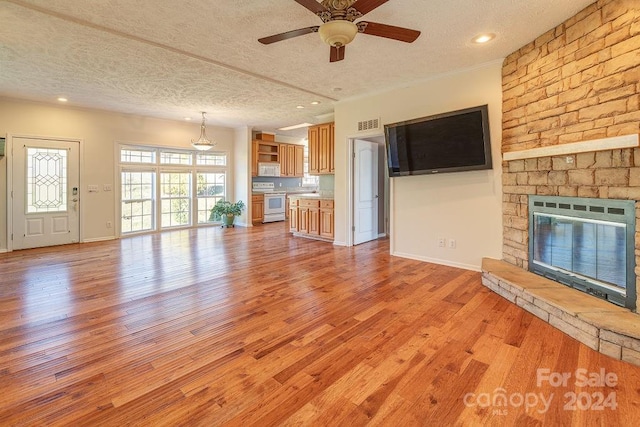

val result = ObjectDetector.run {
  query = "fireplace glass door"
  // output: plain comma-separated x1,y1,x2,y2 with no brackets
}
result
532,213,626,291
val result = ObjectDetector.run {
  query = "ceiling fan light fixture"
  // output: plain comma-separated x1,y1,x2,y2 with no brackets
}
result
191,112,216,151
318,20,358,47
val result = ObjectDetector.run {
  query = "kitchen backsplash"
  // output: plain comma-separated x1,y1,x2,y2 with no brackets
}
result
319,175,334,192
252,176,317,192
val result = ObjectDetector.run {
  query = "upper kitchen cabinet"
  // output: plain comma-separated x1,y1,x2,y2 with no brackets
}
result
308,122,334,175
255,141,279,164
278,143,304,178
252,133,279,177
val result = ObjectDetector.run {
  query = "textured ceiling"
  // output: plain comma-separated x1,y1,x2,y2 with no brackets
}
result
0,0,594,137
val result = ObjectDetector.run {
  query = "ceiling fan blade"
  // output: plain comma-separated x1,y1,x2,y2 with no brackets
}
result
259,26,319,44
295,0,328,14
330,45,345,62
351,0,389,16
359,21,421,43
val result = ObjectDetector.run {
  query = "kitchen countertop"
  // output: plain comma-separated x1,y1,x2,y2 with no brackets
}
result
288,193,333,199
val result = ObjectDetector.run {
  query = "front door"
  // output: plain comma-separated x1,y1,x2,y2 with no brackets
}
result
11,137,80,250
353,139,378,245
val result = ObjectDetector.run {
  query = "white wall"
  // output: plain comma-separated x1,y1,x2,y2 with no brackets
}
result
333,61,504,270
233,126,252,226
0,97,237,250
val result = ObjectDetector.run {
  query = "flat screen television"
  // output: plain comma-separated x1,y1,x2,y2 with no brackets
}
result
384,105,492,177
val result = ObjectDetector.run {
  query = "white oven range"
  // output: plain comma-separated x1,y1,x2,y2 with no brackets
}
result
252,182,286,223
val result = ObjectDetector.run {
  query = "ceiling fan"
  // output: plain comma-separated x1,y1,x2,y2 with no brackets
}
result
259,0,421,62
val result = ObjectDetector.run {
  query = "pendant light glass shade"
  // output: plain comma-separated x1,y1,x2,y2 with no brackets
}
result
191,112,215,151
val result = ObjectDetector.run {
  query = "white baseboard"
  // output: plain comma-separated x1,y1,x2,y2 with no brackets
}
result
82,236,117,243
332,240,347,247
0,248,7,253
391,251,481,272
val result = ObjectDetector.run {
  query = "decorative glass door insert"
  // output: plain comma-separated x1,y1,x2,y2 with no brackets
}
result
26,148,68,213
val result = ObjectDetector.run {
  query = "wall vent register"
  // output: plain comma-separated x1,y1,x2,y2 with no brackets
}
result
357,118,380,132
528,195,636,309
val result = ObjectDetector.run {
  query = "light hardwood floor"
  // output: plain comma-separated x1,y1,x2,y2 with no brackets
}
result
1,222,639,426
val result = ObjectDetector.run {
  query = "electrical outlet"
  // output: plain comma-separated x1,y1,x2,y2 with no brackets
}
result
448,239,456,249
106,221,112,229
566,156,574,164
437,238,446,247
103,184,113,191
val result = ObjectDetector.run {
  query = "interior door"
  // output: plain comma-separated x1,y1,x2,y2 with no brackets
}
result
12,137,80,250
353,139,378,245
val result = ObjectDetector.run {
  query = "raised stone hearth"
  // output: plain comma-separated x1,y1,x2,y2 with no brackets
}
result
482,258,640,367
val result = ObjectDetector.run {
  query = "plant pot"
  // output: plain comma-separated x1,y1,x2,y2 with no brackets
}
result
222,214,235,228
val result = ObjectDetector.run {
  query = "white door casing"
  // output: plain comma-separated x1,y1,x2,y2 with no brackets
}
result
353,139,378,245
12,137,80,250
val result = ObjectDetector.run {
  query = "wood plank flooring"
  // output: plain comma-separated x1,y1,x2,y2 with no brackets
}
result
0,222,639,426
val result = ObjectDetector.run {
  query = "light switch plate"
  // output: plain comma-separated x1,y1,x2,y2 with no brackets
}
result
88,185,99,192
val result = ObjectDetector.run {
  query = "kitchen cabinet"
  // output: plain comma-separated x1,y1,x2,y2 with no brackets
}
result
308,122,334,175
288,198,298,230
251,194,264,224
252,140,279,177
294,145,304,176
320,200,334,240
298,205,310,234
308,126,319,174
278,143,304,178
309,206,320,236
251,141,258,177
329,123,335,173
288,196,333,241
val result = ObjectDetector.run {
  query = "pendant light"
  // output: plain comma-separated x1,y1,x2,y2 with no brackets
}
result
191,112,215,151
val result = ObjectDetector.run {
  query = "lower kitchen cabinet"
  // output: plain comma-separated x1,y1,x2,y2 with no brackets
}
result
288,198,298,232
289,197,333,242
298,206,310,234
251,194,264,224
309,207,320,236
320,200,334,239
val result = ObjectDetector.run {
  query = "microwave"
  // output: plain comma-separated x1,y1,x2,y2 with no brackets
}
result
258,163,280,177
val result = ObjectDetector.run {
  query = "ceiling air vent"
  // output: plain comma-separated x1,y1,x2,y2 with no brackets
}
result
357,118,380,132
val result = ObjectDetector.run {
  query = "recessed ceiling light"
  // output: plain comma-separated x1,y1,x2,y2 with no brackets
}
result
57,97,67,102
311,101,320,105
296,105,305,109
472,33,495,44
184,117,192,121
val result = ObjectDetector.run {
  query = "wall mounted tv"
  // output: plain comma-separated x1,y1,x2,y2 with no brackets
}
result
384,105,492,177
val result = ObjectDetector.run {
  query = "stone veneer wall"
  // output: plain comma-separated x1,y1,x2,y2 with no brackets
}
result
501,0,640,309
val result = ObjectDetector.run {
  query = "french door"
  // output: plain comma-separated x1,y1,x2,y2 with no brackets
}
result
12,137,80,250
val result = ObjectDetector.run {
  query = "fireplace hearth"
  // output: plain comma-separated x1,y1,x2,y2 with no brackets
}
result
528,196,636,310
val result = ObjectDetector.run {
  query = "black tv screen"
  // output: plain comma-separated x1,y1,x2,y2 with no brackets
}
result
384,105,492,177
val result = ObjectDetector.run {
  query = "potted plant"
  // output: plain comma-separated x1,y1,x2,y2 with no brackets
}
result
209,199,245,228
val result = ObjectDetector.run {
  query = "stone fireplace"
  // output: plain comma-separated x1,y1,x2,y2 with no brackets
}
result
499,0,640,311
483,0,640,365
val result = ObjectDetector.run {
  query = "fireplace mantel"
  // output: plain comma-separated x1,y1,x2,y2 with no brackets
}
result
503,134,639,161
